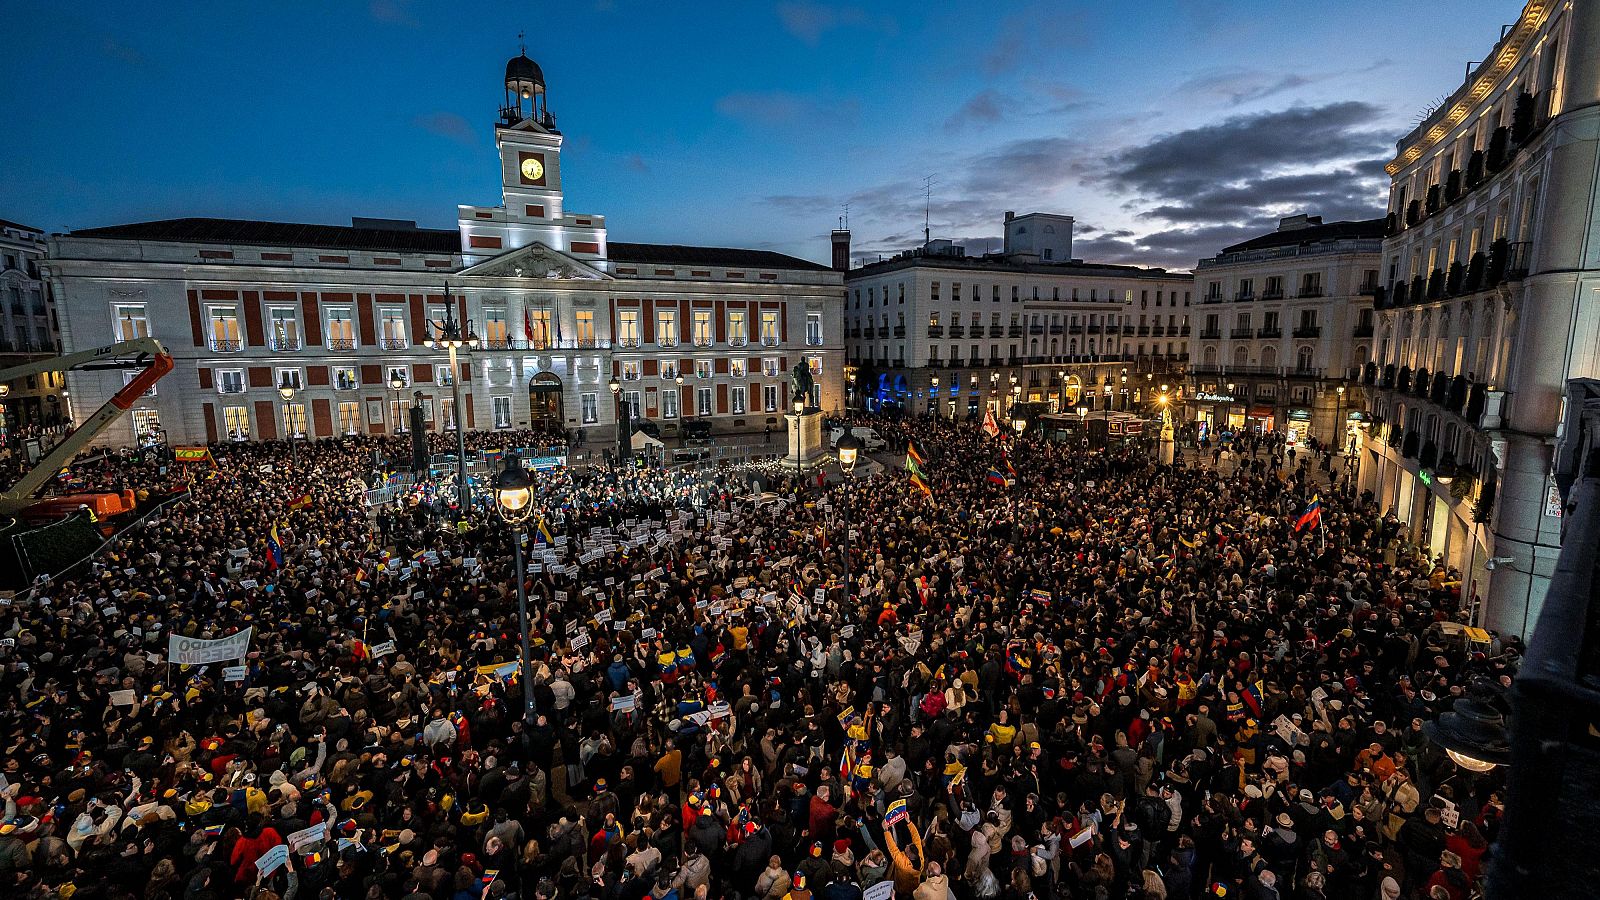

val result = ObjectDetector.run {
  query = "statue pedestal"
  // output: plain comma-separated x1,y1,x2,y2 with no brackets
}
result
782,410,826,472
1158,418,1176,466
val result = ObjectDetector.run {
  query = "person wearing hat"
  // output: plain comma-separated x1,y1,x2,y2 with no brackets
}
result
755,857,791,900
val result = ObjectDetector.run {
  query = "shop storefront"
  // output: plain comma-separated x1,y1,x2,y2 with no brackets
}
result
1190,390,1236,442
1286,408,1311,447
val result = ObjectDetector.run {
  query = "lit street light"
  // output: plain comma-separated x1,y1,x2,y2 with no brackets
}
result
424,285,479,514
492,457,539,746
277,384,298,466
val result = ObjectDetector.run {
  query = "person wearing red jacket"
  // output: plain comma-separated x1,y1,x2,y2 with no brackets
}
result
227,815,283,884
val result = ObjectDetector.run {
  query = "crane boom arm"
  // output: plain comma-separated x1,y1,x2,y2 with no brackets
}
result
1,338,174,510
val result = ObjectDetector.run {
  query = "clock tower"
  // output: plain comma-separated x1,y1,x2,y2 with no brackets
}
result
457,49,607,264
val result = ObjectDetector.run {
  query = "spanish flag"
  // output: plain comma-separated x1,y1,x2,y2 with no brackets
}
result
909,472,933,498
907,441,926,467
288,494,312,510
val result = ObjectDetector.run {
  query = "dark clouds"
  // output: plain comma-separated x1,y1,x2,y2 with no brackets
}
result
768,100,1390,271
412,112,475,145
775,2,897,45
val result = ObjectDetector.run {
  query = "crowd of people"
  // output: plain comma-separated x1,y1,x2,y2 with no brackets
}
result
0,414,1514,900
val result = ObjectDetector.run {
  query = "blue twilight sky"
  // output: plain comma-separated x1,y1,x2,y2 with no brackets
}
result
3,0,1519,270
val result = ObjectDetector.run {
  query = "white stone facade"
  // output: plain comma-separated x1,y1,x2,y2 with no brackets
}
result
1360,0,1600,639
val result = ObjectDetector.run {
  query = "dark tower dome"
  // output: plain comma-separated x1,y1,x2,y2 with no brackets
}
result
501,49,553,129
505,52,545,95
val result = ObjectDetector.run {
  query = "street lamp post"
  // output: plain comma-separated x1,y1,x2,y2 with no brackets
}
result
1334,383,1346,458
424,287,479,515
1102,381,1113,443
1077,404,1089,448
930,376,940,418
792,396,805,481
836,427,862,609
390,373,406,434
608,376,629,466
277,385,297,466
492,457,539,746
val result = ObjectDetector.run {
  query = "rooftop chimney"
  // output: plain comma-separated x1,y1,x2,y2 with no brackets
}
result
830,229,851,272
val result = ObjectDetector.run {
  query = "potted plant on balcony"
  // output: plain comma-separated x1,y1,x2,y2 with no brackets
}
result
1487,126,1510,172
1466,149,1485,189
1444,169,1462,204
1511,90,1536,145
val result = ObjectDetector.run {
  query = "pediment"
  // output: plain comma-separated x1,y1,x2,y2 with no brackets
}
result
458,241,610,281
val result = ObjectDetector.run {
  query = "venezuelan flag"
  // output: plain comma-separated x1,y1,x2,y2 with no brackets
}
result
535,517,556,545
1241,679,1265,718
1294,495,1322,532
986,468,1007,486
265,524,284,571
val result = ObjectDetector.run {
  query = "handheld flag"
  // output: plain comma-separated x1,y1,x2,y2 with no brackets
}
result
535,517,556,546
884,798,909,828
1241,679,1264,719
265,524,284,571
909,472,933,499
986,468,1007,486
981,410,1001,439
907,441,926,467
1294,495,1322,532
288,494,312,510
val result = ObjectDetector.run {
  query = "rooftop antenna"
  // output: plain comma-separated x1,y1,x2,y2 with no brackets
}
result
921,175,937,245
518,29,526,53
841,202,850,231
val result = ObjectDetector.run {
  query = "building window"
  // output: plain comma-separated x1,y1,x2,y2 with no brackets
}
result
692,310,713,346
617,309,640,347
379,308,407,348
332,366,358,391
440,396,457,430
268,307,300,351
275,368,303,390
338,401,362,434
662,388,679,419
483,308,508,347
326,307,356,349
387,365,409,387
580,392,598,423
622,359,641,381
695,359,712,379
730,358,746,378
492,395,513,428
224,406,250,440
763,383,778,412
660,359,679,379
217,369,245,394
208,306,242,351
760,310,780,346
696,387,713,417
806,312,823,346
731,385,747,414
437,363,454,386
285,403,307,437
113,303,149,341
574,310,596,347
657,309,678,347
762,357,780,377
528,309,552,349
729,310,748,346
624,390,642,417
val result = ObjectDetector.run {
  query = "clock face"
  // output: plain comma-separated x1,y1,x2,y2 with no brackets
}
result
520,157,545,182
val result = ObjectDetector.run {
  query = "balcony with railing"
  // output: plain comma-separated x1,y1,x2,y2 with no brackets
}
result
1296,289,1324,299
1353,323,1374,338
1234,291,1255,302
618,337,642,349
1198,328,1222,340
1029,324,1044,335
1068,324,1084,334
1260,289,1285,300
1178,325,1191,336
1202,293,1224,304
209,337,243,352
893,325,907,338
927,326,943,338
948,325,965,338
730,337,749,347
1008,325,1023,337
1256,327,1281,339
270,336,301,351
1230,328,1254,339
988,326,1004,338
1049,323,1063,334
1292,325,1323,339
380,337,408,350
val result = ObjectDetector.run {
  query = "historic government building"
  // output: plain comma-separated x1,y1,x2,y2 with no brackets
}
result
45,51,845,447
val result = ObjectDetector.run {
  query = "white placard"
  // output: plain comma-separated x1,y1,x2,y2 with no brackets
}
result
255,844,289,876
168,628,253,665
222,666,248,683
370,641,396,658
108,689,137,706
287,822,327,852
